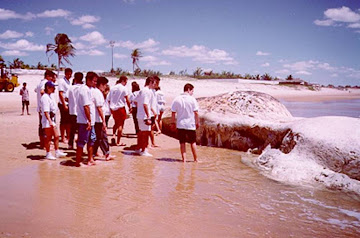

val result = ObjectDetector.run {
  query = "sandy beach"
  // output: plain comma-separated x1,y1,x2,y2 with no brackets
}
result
1,73,360,237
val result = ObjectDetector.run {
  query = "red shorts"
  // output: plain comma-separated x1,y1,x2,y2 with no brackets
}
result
111,107,127,122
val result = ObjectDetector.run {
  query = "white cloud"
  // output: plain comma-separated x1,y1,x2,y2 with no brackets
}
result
324,6,360,23
0,30,23,39
123,0,135,4
348,23,360,29
141,55,171,67
79,31,106,45
0,39,45,51
0,8,35,20
256,51,270,56
162,45,237,65
37,9,71,18
261,62,270,67
78,49,105,56
114,53,127,59
317,62,334,71
283,60,316,71
116,38,160,52
2,50,28,56
45,27,54,35
25,31,34,37
314,19,334,26
71,15,100,28
296,70,312,75
330,73,338,77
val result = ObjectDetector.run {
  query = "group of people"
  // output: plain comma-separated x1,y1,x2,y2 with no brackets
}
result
34,68,199,166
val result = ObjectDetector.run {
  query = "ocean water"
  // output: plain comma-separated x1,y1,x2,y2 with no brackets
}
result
281,99,360,118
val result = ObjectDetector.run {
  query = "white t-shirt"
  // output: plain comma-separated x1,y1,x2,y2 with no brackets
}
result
92,87,105,123
108,83,129,111
156,90,165,113
129,91,140,108
171,93,199,130
41,93,57,128
135,86,153,120
35,79,47,112
66,84,81,116
76,84,95,125
151,89,158,116
58,77,71,105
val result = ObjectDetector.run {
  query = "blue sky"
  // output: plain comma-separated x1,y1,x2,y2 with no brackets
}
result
0,0,359,86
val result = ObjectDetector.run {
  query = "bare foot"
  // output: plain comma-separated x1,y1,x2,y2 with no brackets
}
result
87,160,96,166
105,154,116,161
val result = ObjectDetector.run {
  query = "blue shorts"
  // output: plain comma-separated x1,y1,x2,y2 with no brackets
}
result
77,124,96,148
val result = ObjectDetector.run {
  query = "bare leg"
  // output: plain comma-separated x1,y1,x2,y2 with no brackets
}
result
180,143,186,162
26,104,30,115
87,145,95,165
53,126,60,150
190,142,197,162
44,128,52,153
75,146,83,167
21,102,24,115
116,120,125,145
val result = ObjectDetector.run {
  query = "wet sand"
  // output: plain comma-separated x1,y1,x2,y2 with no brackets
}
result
1,74,360,237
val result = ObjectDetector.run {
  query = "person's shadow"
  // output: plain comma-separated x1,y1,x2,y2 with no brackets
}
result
22,142,42,150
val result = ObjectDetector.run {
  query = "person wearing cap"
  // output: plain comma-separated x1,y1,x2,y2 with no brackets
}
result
75,72,98,167
41,81,67,160
20,82,30,115
34,69,56,149
58,68,73,143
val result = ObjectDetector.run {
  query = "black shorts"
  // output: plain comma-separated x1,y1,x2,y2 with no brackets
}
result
151,116,156,125
22,100,29,106
58,103,71,124
177,129,196,144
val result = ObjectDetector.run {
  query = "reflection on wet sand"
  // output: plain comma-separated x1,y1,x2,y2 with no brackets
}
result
0,145,359,237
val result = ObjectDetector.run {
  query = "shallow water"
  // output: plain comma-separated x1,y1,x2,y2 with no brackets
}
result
0,146,359,237
282,99,360,118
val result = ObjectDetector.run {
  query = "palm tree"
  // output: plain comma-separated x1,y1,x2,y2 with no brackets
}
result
46,33,75,74
9,58,24,69
131,48,142,73
0,55,5,67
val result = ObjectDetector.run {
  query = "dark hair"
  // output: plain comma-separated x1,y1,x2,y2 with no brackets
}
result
119,75,128,83
97,76,109,86
131,81,140,92
44,69,55,78
23,82,27,86
155,86,160,91
184,83,194,92
145,76,155,86
153,75,160,82
73,72,84,84
85,71,98,82
65,68,73,74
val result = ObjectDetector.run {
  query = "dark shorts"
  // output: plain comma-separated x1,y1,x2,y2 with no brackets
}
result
77,124,96,148
111,107,127,122
151,116,156,126
58,103,71,124
22,100,29,106
177,129,196,144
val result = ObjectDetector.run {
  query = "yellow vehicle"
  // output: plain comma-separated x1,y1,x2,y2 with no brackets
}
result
0,67,19,92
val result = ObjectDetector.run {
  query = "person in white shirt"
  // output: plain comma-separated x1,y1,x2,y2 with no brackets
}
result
66,72,83,149
58,68,72,143
20,82,30,115
108,75,132,146
171,83,199,162
130,81,140,134
155,86,165,132
41,81,67,160
149,75,161,147
103,85,111,127
135,76,157,156
93,77,115,161
75,72,98,167
34,70,56,149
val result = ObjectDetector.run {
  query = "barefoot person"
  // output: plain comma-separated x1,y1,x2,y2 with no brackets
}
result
108,75,132,146
58,68,72,143
129,81,140,135
75,72,98,167
41,81,67,160
20,82,30,115
66,72,83,149
93,77,115,161
171,83,199,162
135,76,157,156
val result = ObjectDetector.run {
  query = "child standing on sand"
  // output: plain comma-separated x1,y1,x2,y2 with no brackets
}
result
171,83,199,162
20,82,30,115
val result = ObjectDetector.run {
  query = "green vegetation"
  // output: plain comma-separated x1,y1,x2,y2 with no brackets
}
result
131,48,142,74
46,33,76,74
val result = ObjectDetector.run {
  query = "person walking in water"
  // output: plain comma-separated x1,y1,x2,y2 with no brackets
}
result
171,83,199,162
